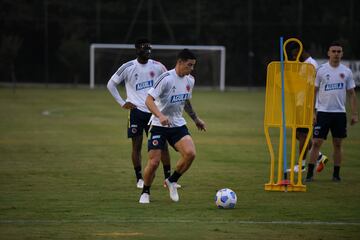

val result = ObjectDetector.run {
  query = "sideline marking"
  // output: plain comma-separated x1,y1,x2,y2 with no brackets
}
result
1,219,359,226
95,232,143,236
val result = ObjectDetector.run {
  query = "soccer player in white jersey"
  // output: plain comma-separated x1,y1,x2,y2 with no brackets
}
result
305,41,358,182
287,43,327,173
107,38,174,189
139,49,206,204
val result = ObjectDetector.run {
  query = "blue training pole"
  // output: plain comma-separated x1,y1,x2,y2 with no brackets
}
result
280,37,287,180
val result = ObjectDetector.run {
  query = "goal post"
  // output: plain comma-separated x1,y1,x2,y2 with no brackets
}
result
90,44,226,91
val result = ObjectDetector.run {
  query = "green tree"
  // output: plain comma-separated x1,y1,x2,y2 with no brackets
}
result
0,35,23,85
58,36,88,85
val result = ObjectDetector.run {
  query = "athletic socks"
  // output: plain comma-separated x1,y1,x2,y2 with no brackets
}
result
142,185,150,194
306,163,315,179
134,166,142,181
163,165,171,179
168,171,182,183
333,166,340,178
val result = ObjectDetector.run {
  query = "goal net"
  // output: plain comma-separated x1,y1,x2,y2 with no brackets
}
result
90,44,226,91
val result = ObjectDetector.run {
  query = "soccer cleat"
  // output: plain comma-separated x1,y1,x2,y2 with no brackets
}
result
136,179,144,189
163,182,182,188
286,164,306,173
164,179,179,202
316,155,328,173
332,176,341,182
139,193,150,204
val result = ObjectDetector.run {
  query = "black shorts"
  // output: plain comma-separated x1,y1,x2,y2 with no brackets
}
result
313,112,347,140
296,128,309,134
127,108,152,138
148,125,190,151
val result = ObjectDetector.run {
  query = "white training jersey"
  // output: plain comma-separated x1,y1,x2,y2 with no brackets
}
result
148,69,195,127
304,56,318,70
315,62,355,112
108,59,167,112
303,56,319,108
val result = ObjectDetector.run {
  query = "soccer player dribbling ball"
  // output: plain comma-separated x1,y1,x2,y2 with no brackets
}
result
139,49,206,204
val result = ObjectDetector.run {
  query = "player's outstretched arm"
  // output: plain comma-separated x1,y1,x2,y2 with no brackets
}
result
184,100,206,131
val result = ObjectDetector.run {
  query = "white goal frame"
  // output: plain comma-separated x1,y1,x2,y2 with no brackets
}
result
90,44,226,91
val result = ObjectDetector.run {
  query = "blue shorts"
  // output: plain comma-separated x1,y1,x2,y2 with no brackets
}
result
148,125,190,151
127,108,152,138
313,112,347,139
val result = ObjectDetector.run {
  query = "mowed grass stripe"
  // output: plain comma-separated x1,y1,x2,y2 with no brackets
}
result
1,219,360,226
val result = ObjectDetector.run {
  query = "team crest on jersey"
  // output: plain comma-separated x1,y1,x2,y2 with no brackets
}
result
149,71,155,78
340,73,345,79
186,85,190,92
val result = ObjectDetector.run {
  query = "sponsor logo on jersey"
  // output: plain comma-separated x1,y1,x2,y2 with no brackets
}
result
170,93,190,103
136,80,153,91
324,82,344,91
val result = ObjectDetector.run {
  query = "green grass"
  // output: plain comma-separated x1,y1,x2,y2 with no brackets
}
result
0,87,359,239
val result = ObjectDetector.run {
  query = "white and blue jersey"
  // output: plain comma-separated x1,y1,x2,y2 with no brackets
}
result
315,62,355,113
108,59,167,112
148,69,195,127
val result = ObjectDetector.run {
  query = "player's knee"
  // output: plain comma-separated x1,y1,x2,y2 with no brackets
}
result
312,139,322,149
333,140,342,149
132,141,143,151
148,158,161,170
183,149,196,161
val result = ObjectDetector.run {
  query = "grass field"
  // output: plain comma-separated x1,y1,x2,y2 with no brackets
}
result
0,87,360,240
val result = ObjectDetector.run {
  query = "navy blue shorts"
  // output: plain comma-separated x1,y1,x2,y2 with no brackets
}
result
148,125,190,151
313,112,347,139
296,128,309,134
127,108,152,138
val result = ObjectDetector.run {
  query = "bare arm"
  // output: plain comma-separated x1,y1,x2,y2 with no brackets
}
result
347,88,358,126
145,94,169,126
184,100,206,131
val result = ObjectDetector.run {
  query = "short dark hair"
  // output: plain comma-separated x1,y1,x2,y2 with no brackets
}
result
177,49,196,61
135,38,150,49
328,41,342,49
